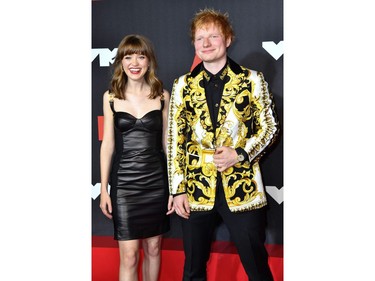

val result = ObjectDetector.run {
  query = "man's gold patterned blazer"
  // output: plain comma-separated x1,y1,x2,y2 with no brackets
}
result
167,58,279,212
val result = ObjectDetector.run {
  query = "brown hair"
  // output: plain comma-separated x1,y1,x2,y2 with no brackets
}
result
190,8,235,44
110,34,163,99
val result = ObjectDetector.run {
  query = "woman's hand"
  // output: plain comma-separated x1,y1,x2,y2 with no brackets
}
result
99,192,113,219
166,195,175,215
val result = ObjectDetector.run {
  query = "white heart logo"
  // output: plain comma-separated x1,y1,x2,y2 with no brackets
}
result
91,183,101,200
265,185,284,204
92,183,111,200
262,41,284,60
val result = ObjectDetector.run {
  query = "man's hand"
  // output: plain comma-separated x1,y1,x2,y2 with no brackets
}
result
173,194,190,219
213,146,238,172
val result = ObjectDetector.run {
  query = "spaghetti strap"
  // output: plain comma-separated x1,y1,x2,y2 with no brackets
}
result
160,93,165,111
108,92,116,114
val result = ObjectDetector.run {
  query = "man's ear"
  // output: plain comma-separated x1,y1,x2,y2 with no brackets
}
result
226,37,232,48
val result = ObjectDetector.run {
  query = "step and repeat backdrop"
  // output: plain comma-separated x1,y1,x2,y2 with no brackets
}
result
91,0,284,245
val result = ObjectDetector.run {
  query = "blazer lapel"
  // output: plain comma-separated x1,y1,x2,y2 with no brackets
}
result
187,72,215,133
215,67,239,138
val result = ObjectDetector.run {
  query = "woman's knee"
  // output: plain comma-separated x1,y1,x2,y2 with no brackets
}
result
118,240,140,264
120,249,139,268
143,238,161,257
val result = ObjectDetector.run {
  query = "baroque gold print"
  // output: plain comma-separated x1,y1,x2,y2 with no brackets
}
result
201,131,214,148
173,103,187,175
216,122,234,147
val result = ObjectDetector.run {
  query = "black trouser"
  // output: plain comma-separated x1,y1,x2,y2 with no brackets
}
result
180,182,274,281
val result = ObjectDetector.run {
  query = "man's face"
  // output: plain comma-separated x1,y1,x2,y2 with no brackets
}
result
194,23,231,64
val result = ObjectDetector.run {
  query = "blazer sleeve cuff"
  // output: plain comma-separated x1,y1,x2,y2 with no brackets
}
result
235,147,249,162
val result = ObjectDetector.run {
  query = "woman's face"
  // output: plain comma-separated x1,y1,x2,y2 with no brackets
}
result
121,53,149,81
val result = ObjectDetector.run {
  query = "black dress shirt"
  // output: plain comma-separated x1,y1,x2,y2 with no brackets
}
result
203,64,228,130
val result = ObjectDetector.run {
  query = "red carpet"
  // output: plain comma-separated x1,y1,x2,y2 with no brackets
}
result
92,236,283,281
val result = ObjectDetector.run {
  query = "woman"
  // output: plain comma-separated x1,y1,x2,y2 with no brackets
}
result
99,34,173,281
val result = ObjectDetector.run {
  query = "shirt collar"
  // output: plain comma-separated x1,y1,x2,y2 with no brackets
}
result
202,62,229,82
190,57,243,78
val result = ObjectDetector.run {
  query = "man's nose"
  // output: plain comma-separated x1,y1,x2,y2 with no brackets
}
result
203,37,211,47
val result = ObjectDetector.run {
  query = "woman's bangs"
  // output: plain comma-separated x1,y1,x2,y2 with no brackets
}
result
123,42,147,56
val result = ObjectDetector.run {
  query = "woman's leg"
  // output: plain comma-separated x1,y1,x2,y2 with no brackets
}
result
118,239,140,281
142,235,162,281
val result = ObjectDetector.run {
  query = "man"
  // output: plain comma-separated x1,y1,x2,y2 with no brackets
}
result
167,8,279,281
